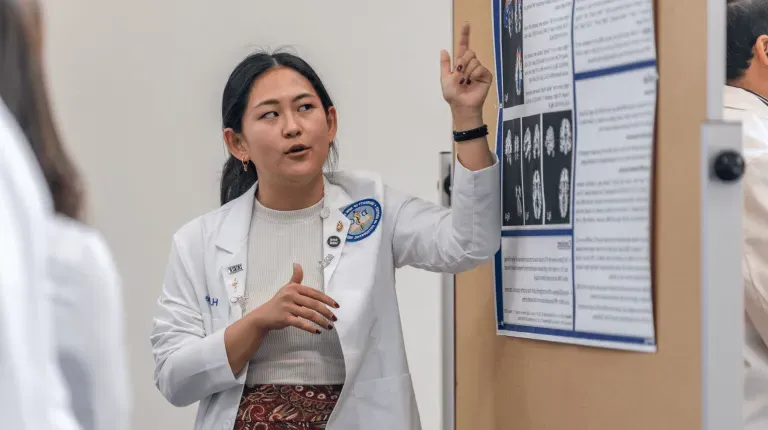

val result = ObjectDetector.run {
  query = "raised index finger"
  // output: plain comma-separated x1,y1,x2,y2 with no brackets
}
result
457,22,471,59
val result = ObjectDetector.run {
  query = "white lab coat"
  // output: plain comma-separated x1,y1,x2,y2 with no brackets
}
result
48,214,131,430
151,155,501,430
0,100,80,429
724,84,768,430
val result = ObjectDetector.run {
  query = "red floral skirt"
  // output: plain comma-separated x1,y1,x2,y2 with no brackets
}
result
234,384,343,430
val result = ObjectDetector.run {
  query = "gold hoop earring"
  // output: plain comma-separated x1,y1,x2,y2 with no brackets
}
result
242,159,249,172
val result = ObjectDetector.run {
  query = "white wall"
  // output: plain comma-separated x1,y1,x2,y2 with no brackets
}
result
42,1,453,429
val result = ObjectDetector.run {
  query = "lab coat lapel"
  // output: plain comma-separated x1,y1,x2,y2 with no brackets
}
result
213,178,353,317
221,249,248,320
322,177,353,296
215,183,256,321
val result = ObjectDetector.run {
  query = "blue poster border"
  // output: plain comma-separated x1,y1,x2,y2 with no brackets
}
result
492,0,658,350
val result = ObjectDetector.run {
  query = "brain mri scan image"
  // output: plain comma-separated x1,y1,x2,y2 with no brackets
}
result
502,119,524,227
560,118,572,155
515,47,523,96
532,169,543,221
502,0,523,108
545,125,555,156
523,127,531,161
533,123,541,160
504,0,514,38
558,168,570,219
541,111,573,225
504,130,513,166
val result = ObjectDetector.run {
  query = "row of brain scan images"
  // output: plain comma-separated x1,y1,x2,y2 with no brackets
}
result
502,111,574,227
502,0,523,108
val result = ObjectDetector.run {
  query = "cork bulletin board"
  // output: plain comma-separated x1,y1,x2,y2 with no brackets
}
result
453,0,706,428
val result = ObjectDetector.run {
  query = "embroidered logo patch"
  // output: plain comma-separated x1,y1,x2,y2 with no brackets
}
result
342,198,382,242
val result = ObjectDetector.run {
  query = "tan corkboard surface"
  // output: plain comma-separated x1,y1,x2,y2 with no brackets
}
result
453,0,707,429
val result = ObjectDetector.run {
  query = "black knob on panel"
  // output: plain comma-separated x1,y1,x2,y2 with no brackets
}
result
713,150,745,182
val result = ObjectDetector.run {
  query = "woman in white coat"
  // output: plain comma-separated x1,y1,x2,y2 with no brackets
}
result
0,1,131,428
726,1,768,428
151,23,500,430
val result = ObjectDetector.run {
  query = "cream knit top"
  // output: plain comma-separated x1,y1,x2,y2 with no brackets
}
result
244,197,346,386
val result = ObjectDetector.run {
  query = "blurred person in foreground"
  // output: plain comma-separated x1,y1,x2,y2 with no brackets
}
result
726,0,768,428
0,0,130,429
0,1,79,428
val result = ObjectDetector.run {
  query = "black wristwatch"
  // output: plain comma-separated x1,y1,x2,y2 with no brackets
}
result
453,124,489,142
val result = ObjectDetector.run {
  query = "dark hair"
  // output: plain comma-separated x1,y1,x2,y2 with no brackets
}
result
219,50,339,205
727,0,768,82
0,0,83,219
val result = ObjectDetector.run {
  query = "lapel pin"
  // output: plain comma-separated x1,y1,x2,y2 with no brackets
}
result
230,295,249,314
319,254,334,268
336,221,343,232
232,278,238,291
327,236,341,248
228,264,243,274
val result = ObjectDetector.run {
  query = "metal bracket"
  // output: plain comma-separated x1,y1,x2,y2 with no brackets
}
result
438,150,454,430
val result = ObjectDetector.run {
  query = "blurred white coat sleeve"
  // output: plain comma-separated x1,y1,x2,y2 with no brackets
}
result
49,215,131,430
0,100,81,430
743,150,768,348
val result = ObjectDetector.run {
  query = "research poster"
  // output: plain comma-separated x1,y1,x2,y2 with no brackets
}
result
493,0,658,352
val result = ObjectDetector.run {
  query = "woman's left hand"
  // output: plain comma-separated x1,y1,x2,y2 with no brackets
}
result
440,22,493,121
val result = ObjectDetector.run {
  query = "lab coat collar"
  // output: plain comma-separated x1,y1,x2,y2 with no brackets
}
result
215,173,354,254
214,174,354,319
724,85,768,119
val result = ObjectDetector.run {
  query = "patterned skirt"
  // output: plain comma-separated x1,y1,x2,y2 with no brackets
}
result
234,384,343,430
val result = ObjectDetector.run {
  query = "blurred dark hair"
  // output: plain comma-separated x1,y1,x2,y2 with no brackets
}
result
0,0,83,219
726,0,768,82
220,49,338,205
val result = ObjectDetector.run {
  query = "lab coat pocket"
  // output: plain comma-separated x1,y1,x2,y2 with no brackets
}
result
352,373,419,428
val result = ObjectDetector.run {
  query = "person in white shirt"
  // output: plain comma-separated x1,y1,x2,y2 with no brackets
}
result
725,1,768,428
0,0,131,428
